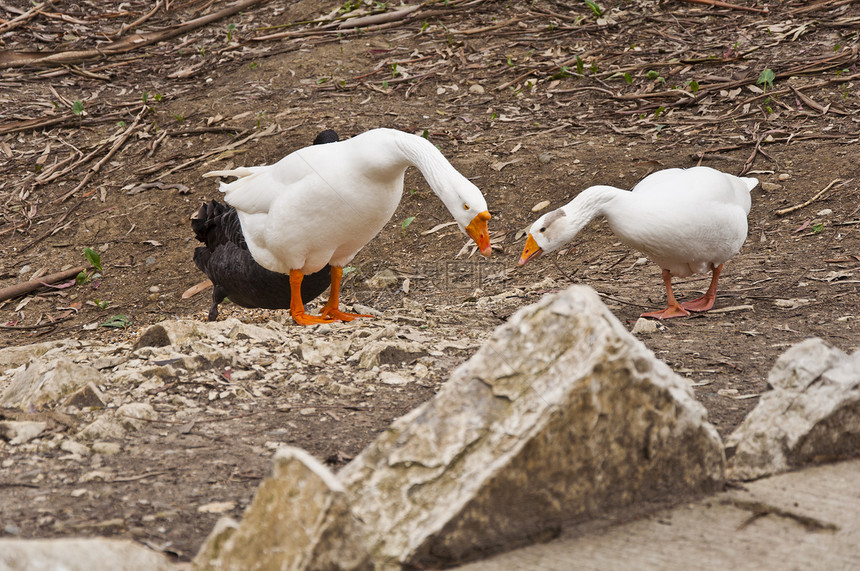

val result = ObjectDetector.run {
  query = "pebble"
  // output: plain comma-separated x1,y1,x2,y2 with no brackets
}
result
817,209,832,216
778,173,791,181
92,441,121,455
18,265,31,276
469,84,485,94
631,318,659,335
760,182,782,192
149,286,161,293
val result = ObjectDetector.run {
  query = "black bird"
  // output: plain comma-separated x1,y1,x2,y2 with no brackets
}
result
191,130,339,321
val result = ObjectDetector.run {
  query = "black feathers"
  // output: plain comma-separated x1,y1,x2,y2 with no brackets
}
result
191,130,339,321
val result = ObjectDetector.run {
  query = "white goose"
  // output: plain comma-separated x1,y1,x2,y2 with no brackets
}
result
518,166,757,319
204,128,491,325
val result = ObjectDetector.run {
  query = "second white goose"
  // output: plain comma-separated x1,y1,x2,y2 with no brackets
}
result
518,166,757,319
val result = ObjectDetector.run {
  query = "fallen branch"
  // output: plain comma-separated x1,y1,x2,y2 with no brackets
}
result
678,0,768,13
0,266,85,304
338,5,420,29
109,0,162,40
775,179,846,216
0,0,269,68
0,1,49,34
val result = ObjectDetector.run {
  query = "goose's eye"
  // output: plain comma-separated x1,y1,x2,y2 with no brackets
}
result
539,227,546,233
463,203,470,210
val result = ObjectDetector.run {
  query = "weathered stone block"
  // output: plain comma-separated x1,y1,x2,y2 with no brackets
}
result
726,338,860,480
339,285,725,567
194,446,370,571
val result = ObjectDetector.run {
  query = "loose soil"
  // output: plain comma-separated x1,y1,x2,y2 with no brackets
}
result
1,0,858,564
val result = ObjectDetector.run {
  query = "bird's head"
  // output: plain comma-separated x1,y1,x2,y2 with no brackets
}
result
449,182,492,257
518,207,569,266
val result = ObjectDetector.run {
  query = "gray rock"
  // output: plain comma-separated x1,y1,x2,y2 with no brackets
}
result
0,420,48,445
193,517,239,570
1,358,104,410
0,537,175,570
300,337,352,366
348,340,428,369
339,285,725,568
64,381,107,409
726,338,860,480
194,446,370,571
364,269,399,290
0,340,75,371
133,324,172,349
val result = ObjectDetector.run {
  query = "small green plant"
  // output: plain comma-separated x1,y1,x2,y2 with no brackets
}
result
583,0,601,17
576,55,584,75
198,46,206,57
551,66,572,80
173,113,185,123
401,216,416,236
100,315,130,329
226,23,237,43
506,56,514,67
142,91,148,105
646,70,666,84
77,247,103,285
250,62,260,70
72,100,84,116
420,21,429,32
382,80,389,88
391,63,398,77
757,68,775,93
256,111,264,128
764,96,773,114
93,299,110,309
589,61,598,74
421,129,429,139
490,111,498,121
812,222,824,234
623,72,633,85
688,80,700,94
339,0,361,12
834,43,841,52
85,247,102,273
116,120,127,128
653,106,666,118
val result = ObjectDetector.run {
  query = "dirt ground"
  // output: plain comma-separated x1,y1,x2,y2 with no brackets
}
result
1,0,858,564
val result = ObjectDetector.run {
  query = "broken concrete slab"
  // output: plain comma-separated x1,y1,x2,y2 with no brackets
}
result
458,459,860,570
339,285,725,568
194,446,370,571
0,537,176,571
726,337,860,480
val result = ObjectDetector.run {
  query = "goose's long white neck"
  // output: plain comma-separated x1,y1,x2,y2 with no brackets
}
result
556,185,625,243
391,131,466,201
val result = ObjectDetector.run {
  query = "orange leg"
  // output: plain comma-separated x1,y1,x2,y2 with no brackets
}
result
682,264,723,312
320,266,373,322
641,269,691,320
289,269,336,326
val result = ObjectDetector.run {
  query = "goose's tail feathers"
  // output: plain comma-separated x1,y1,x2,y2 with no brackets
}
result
740,177,759,192
203,167,258,180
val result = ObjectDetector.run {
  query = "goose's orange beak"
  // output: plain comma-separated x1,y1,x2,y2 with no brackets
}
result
465,211,492,257
518,233,542,266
